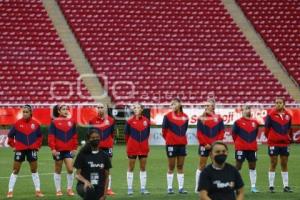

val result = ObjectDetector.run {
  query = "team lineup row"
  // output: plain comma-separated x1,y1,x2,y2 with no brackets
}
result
5,97,294,200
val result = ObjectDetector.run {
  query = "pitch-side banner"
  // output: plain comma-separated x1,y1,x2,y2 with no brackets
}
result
150,107,300,125
0,107,98,126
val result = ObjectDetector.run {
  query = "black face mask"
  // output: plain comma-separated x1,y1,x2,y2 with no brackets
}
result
90,139,100,148
214,154,227,165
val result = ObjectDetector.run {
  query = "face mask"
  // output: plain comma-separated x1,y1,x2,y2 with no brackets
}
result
90,139,100,148
214,154,227,165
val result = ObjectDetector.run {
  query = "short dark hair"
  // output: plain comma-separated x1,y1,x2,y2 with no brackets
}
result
211,141,228,151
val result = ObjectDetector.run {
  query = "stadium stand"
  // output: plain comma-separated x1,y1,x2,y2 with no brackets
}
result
0,0,94,104
57,0,294,104
236,0,300,86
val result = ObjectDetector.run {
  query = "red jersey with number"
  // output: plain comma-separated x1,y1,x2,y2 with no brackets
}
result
89,115,115,148
265,109,292,147
48,117,78,151
8,118,43,151
232,117,259,151
125,116,150,156
162,111,189,145
197,113,225,146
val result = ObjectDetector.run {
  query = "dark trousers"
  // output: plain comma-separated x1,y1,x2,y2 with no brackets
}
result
76,183,104,200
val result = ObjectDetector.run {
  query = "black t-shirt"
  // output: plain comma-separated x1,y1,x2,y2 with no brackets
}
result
74,150,112,188
198,163,244,200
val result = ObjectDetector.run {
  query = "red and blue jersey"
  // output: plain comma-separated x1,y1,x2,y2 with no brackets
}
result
197,113,224,146
89,115,115,148
8,118,43,151
162,111,189,145
125,116,150,156
265,109,292,147
48,117,78,151
232,117,259,151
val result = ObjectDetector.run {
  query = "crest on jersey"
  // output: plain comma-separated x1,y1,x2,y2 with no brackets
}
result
143,121,148,127
105,120,110,125
68,121,72,127
285,115,290,120
31,124,35,129
214,117,218,122
252,122,256,128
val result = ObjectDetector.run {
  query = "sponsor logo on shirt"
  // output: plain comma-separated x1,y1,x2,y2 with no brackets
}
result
88,161,104,169
31,123,35,129
213,180,235,189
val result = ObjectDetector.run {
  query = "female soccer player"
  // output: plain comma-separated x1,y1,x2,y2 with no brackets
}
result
195,99,224,193
48,105,78,196
265,97,293,193
198,141,244,200
89,103,115,195
232,105,260,193
74,129,111,200
162,98,189,194
125,103,150,195
7,105,44,198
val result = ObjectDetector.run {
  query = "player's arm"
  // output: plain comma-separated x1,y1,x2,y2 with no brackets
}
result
162,115,168,139
236,187,245,200
7,126,16,148
199,190,212,200
124,121,130,142
231,122,238,141
218,118,225,140
75,169,93,190
264,115,271,138
36,125,43,149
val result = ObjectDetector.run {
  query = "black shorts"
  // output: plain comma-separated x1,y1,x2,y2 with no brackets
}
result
166,145,187,158
198,145,211,157
101,148,113,158
76,183,104,200
14,150,38,162
268,146,289,157
235,150,257,162
128,155,148,160
53,151,74,161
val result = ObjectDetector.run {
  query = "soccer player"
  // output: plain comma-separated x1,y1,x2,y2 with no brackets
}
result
232,105,260,193
265,97,293,193
195,99,224,193
89,103,115,196
48,105,78,196
7,105,44,198
162,98,189,194
74,129,111,200
198,141,244,200
125,103,151,195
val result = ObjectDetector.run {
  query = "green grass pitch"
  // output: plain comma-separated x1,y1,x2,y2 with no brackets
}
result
0,144,299,200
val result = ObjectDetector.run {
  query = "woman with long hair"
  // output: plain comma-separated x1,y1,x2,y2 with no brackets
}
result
48,105,78,196
162,98,189,194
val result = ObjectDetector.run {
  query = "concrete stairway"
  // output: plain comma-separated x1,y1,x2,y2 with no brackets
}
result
42,0,112,105
222,0,300,103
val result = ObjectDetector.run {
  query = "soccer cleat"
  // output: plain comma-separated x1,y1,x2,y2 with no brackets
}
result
67,189,75,196
106,189,115,196
128,188,133,195
269,186,275,193
251,187,259,193
167,188,174,194
35,191,45,197
7,191,13,198
141,188,150,195
283,186,293,193
178,188,188,194
56,191,63,196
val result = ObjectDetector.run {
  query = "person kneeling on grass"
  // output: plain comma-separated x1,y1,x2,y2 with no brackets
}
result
198,141,244,200
74,129,111,200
